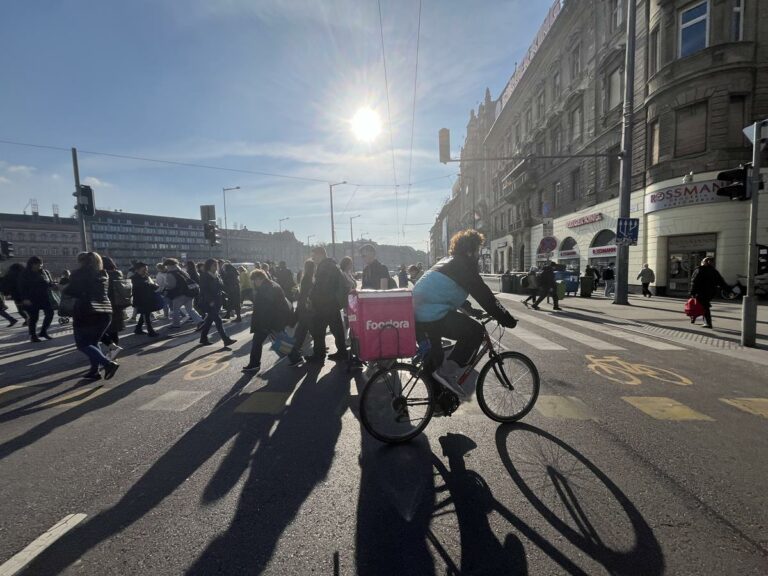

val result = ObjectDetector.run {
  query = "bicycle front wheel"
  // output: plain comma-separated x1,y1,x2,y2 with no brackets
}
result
477,351,540,423
360,363,434,444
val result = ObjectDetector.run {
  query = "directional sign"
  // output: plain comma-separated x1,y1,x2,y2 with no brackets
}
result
616,218,639,247
743,119,768,147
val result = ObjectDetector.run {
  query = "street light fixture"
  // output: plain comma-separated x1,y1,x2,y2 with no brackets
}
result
222,186,240,258
329,181,347,258
350,214,361,270
279,217,290,233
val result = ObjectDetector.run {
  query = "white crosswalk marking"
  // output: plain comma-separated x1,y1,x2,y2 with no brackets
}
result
139,390,210,411
513,311,625,350
504,326,567,350
552,315,685,350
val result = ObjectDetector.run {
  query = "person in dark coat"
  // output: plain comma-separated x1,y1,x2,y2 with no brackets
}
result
100,257,127,360
531,262,562,311
63,252,119,380
18,256,56,342
186,260,205,318
274,261,296,302
287,259,316,367
199,258,236,347
221,263,242,322
690,257,727,328
130,262,159,337
2,263,28,327
242,269,292,372
307,246,346,363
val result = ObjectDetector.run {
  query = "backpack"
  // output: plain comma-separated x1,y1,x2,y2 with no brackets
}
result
111,277,133,309
171,269,200,298
521,275,530,289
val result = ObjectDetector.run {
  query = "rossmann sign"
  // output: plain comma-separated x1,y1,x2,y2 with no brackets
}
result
644,180,729,214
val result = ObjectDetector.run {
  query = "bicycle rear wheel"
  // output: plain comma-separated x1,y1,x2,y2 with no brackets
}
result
477,351,540,423
360,362,434,444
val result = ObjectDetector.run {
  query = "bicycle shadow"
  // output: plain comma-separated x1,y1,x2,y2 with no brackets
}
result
496,424,665,575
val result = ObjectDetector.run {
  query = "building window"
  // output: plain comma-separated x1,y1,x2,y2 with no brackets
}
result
679,1,709,58
554,181,562,208
552,69,561,101
552,125,562,154
728,95,747,147
536,89,546,121
570,105,583,143
649,27,660,76
514,123,521,146
731,0,743,42
606,67,623,112
611,0,624,32
607,146,621,185
571,44,581,81
649,121,660,165
674,101,708,156
524,107,533,134
571,168,581,200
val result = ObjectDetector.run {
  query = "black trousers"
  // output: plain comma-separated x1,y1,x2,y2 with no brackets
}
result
249,329,270,366
641,283,652,297
289,320,311,360
533,287,559,309
420,309,484,370
27,304,53,337
136,313,157,335
311,308,346,357
200,305,227,340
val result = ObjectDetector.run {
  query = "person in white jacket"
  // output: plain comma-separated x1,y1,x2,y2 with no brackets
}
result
154,263,171,318
636,264,656,297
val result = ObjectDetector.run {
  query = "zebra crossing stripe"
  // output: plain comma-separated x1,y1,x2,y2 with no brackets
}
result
622,396,714,421
504,327,566,350
513,311,625,350
551,315,685,350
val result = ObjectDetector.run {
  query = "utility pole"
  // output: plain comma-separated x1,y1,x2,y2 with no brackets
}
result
350,214,361,271
614,0,637,306
742,119,767,347
71,147,88,252
222,186,239,259
329,181,346,259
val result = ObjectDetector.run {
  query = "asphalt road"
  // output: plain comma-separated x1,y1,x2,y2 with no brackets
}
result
0,301,766,575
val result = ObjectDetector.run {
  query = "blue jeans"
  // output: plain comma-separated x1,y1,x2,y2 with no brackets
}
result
73,314,112,372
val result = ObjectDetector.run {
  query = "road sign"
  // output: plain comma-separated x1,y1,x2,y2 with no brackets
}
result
743,120,768,148
200,205,216,222
616,218,639,247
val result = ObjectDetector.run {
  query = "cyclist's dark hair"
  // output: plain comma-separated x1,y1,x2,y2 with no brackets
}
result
449,229,485,257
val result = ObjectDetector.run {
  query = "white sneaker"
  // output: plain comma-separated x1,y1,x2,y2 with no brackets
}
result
432,360,466,397
99,343,110,358
108,345,123,361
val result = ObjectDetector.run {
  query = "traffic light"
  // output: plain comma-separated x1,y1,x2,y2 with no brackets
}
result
0,240,13,258
72,184,96,216
716,165,749,201
758,245,768,276
203,221,220,247
439,128,451,164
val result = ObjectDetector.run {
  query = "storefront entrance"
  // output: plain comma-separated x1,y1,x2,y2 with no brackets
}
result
667,234,716,296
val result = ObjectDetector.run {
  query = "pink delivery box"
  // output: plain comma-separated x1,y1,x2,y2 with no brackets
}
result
348,289,417,361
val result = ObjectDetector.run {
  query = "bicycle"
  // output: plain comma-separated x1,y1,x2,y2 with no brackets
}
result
359,315,540,444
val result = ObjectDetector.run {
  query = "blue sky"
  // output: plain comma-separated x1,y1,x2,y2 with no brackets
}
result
0,0,551,250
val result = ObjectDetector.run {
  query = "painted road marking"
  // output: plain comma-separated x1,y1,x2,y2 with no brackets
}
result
183,356,230,381
235,392,291,414
0,385,30,399
513,311,625,350
535,395,596,420
38,386,109,409
138,390,210,412
720,398,768,419
555,315,685,351
505,326,567,351
587,355,693,386
0,513,87,576
622,396,714,421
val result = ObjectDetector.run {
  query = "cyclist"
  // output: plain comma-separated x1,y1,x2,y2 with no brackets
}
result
412,229,517,396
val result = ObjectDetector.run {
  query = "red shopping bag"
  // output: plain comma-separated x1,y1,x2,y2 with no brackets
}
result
684,297,704,318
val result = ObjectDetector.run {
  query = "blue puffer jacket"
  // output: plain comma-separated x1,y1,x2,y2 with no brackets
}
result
413,255,514,324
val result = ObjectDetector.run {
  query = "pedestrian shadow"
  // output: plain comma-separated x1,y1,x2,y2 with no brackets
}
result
0,345,212,460
496,423,665,575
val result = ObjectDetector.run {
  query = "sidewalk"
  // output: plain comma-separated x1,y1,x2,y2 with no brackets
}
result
494,288,768,365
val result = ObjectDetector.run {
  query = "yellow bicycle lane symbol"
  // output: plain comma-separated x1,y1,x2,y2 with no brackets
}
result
183,355,230,381
586,355,693,386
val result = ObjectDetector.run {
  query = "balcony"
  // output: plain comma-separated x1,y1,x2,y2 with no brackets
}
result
502,159,538,201
507,216,534,233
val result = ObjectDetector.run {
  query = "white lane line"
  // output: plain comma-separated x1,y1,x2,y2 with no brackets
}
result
514,311,625,350
138,390,210,411
555,315,685,350
504,326,567,351
0,513,87,576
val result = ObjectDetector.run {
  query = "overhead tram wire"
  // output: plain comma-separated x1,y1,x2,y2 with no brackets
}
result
0,138,453,188
377,0,400,244
403,0,422,234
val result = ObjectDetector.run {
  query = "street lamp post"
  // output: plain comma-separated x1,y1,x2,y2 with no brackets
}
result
350,214,361,270
279,217,290,233
306,234,315,259
222,186,240,259
329,181,347,259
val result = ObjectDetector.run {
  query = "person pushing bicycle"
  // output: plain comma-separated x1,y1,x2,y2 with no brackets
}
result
412,229,518,397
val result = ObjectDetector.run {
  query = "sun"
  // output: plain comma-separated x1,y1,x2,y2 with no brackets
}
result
351,107,382,143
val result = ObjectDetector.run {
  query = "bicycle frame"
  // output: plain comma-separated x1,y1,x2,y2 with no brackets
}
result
455,318,509,388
